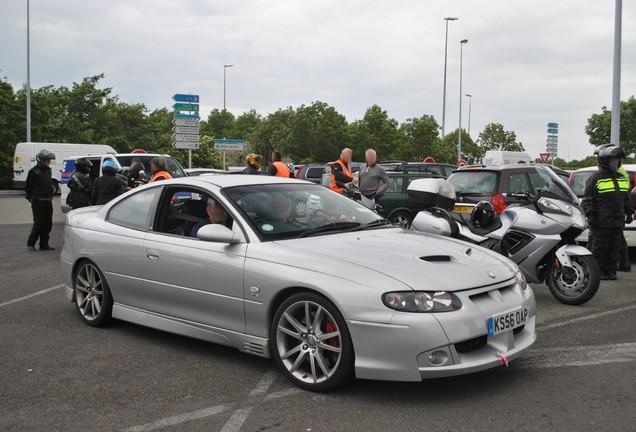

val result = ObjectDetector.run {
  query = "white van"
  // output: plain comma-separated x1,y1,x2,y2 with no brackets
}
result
13,142,116,194
482,150,533,166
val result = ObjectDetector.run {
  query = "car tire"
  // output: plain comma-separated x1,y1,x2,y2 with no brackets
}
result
271,292,354,392
74,260,113,326
390,211,412,229
52,179,60,195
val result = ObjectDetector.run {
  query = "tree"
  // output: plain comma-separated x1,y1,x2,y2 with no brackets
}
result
398,115,440,161
477,123,525,155
349,105,401,161
585,96,636,157
437,129,478,164
0,77,22,188
289,102,349,163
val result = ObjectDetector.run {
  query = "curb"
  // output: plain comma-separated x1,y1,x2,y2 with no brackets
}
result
0,190,24,195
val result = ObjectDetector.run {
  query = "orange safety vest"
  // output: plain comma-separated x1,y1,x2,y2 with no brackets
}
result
150,170,173,182
272,161,291,178
329,159,353,193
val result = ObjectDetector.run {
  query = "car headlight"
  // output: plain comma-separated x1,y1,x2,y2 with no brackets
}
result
515,270,528,291
382,291,462,312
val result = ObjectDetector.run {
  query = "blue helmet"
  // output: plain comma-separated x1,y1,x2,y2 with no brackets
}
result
103,160,117,171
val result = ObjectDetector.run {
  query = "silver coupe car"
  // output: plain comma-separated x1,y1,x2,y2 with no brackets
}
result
61,175,536,391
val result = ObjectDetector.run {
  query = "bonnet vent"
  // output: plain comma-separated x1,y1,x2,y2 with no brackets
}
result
420,255,452,263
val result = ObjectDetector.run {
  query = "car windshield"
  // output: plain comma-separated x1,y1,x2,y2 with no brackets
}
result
447,171,498,195
224,183,388,240
530,165,579,204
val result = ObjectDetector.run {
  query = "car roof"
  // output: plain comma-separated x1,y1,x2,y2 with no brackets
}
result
572,164,636,173
168,174,314,188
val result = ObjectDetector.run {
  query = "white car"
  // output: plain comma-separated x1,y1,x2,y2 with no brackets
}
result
568,164,636,247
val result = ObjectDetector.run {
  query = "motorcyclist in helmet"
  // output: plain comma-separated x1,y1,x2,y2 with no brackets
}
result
91,160,125,205
25,149,56,251
243,154,263,175
581,145,633,280
66,158,94,209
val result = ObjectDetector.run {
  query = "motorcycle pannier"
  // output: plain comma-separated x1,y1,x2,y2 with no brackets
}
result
407,178,456,211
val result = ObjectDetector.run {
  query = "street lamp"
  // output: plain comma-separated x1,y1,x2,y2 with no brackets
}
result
441,17,458,139
610,0,622,146
223,64,233,110
458,39,468,162
466,94,472,136
26,0,31,142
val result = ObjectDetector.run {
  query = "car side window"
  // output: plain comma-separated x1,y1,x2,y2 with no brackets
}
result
107,187,161,230
509,173,532,194
154,188,234,238
386,177,404,193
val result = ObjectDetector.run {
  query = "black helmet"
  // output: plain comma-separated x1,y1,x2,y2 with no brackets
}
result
599,146,625,159
36,149,56,165
593,143,613,156
471,200,496,228
75,158,93,174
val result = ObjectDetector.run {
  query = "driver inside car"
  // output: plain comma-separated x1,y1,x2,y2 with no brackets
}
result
191,197,231,237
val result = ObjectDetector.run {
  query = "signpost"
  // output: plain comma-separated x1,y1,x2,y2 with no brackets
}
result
173,103,199,112
546,122,558,158
423,156,436,163
171,94,200,167
456,159,468,167
214,139,246,151
539,152,551,164
173,94,199,103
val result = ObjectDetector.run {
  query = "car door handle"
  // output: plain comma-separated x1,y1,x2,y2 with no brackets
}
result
145,249,160,261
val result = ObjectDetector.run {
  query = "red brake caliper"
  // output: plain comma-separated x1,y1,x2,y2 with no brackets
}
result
325,318,339,347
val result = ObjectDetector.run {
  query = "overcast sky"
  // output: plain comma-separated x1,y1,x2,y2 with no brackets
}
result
1,1,634,161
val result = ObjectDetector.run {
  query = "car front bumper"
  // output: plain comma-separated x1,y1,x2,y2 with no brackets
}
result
348,278,536,382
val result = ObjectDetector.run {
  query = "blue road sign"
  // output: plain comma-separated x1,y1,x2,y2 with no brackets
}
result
213,139,245,143
175,113,200,119
173,94,199,103
547,122,559,128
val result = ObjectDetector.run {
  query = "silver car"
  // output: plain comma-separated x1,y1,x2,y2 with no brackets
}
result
61,175,536,391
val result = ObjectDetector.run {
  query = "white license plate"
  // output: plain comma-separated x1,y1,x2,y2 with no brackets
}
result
487,307,528,336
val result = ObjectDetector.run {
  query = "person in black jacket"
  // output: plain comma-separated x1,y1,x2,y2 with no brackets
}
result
25,149,56,251
66,158,93,209
92,160,125,205
581,146,633,280
242,154,262,175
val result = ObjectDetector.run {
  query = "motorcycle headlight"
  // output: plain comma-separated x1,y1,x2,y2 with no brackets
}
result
537,197,572,215
382,291,462,312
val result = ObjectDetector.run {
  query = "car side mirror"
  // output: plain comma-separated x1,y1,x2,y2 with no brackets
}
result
197,224,239,244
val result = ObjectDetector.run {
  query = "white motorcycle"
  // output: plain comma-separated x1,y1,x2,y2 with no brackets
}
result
408,165,600,306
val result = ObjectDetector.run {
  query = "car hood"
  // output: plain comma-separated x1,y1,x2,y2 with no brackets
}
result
272,229,518,292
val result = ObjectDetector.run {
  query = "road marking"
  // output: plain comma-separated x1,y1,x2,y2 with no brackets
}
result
0,284,63,308
220,408,254,432
122,404,234,432
122,372,278,432
516,342,636,369
537,304,636,331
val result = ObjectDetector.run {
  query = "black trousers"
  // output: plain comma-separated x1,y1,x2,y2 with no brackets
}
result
590,227,622,276
27,200,53,248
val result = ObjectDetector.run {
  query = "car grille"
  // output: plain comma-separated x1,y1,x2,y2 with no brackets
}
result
454,325,525,354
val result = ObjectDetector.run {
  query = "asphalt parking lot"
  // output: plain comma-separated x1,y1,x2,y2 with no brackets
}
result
1,194,636,432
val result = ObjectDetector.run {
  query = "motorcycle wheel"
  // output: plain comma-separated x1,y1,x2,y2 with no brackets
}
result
546,255,600,306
